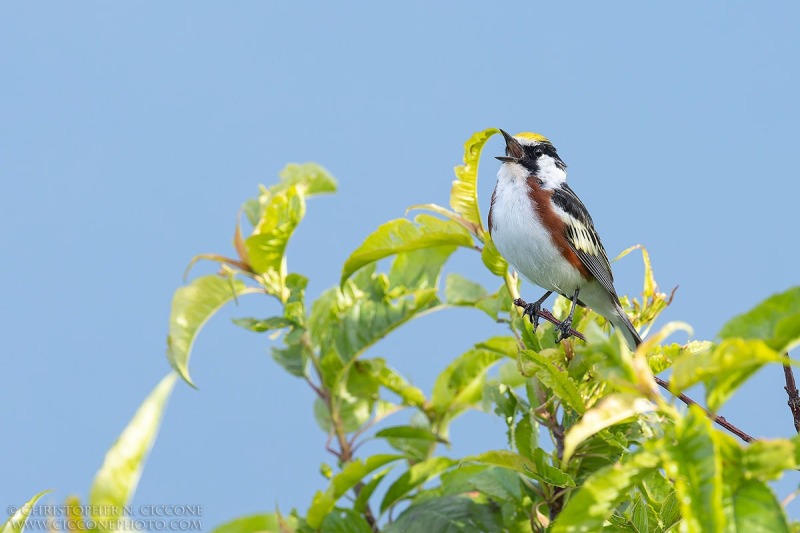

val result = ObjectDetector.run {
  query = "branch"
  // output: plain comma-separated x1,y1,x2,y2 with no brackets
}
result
782,353,800,433
512,298,755,443
652,376,753,443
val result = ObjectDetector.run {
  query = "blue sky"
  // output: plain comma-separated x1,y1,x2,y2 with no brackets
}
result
2,1,799,527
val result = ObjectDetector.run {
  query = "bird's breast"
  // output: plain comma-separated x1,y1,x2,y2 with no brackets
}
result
489,177,586,294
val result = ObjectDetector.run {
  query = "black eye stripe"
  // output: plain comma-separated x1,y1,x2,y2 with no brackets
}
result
523,144,557,159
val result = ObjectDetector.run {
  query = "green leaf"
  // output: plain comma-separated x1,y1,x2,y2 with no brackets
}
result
271,340,310,378
245,185,305,298
380,457,456,513
385,494,504,533
519,350,585,414
377,425,446,461
431,341,508,417
445,274,489,306
311,273,442,364
732,479,790,532
341,214,473,285
211,513,296,533
375,426,445,442
719,287,800,352
742,439,796,481
167,274,255,387
450,127,499,233
389,246,456,291
562,393,655,465
666,405,724,533
468,466,524,503
481,236,508,277
629,497,649,533
553,450,660,533
312,396,371,434
232,316,296,333
271,162,337,196
89,374,177,525
353,359,427,407
659,491,681,531
465,449,574,487
670,339,784,411
306,454,403,528
320,509,373,533
1,490,51,533
354,466,393,513
514,412,537,458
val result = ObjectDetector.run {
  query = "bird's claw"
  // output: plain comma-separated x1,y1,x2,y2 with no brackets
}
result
555,318,574,343
556,317,572,343
515,298,543,332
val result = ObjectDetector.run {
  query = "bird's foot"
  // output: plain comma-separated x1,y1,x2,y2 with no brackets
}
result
514,298,543,332
555,317,574,343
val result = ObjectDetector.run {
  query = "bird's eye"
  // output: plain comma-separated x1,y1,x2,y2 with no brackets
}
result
534,147,544,157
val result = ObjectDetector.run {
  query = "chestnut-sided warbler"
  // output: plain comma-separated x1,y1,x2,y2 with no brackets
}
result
489,130,641,349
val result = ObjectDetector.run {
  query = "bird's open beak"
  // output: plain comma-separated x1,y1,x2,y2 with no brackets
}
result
496,129,524,163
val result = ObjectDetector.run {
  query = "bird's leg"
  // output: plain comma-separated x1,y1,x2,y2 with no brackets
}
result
555,288,580,343
514,291,552,332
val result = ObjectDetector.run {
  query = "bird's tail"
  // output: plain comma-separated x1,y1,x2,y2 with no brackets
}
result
609,303,642,351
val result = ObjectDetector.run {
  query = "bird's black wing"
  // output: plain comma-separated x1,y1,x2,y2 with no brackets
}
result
551,183,618,297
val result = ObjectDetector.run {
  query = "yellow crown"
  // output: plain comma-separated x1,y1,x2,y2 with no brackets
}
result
515,132,551,144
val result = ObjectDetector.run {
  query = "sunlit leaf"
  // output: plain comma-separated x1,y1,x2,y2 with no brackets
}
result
431,339,512,418
465,450,574,487
450,127,499,234
211,512,296,533
519,350,585,414
352,359,427,407
665,405,724,533
445,273,489,306
311,273,441,364
719,287,800,353
1,490,51,533
354,467,393,514
271,162,337,196
481,236,508,277
628,497,649,533
670,339,784,411
514,412,537,459
562,393,655,465
646,340,712,375
468,466,524,504
731,479,790,532
245,185,305,299
384,494,503,533
406,202,477,232
89,374,177,525
320,509,373,533
389,246,455,291
167,275,256,387
659,491,681,531
232,316,296,333
312,396,371,434
553,449,660,533
271,338,311,378
341,214,473,285
380,457,456,513
742,439,796,481
375,426,445,442
306,454,403,528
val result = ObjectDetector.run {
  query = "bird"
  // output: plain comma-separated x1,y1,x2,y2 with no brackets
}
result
488,129,641,350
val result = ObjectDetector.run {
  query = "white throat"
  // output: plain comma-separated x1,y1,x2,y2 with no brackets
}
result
497,157,567,190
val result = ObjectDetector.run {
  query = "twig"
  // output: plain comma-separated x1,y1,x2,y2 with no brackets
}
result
513,298,587,341
782,353,800,433
652,376,754,443
512,298,755,443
